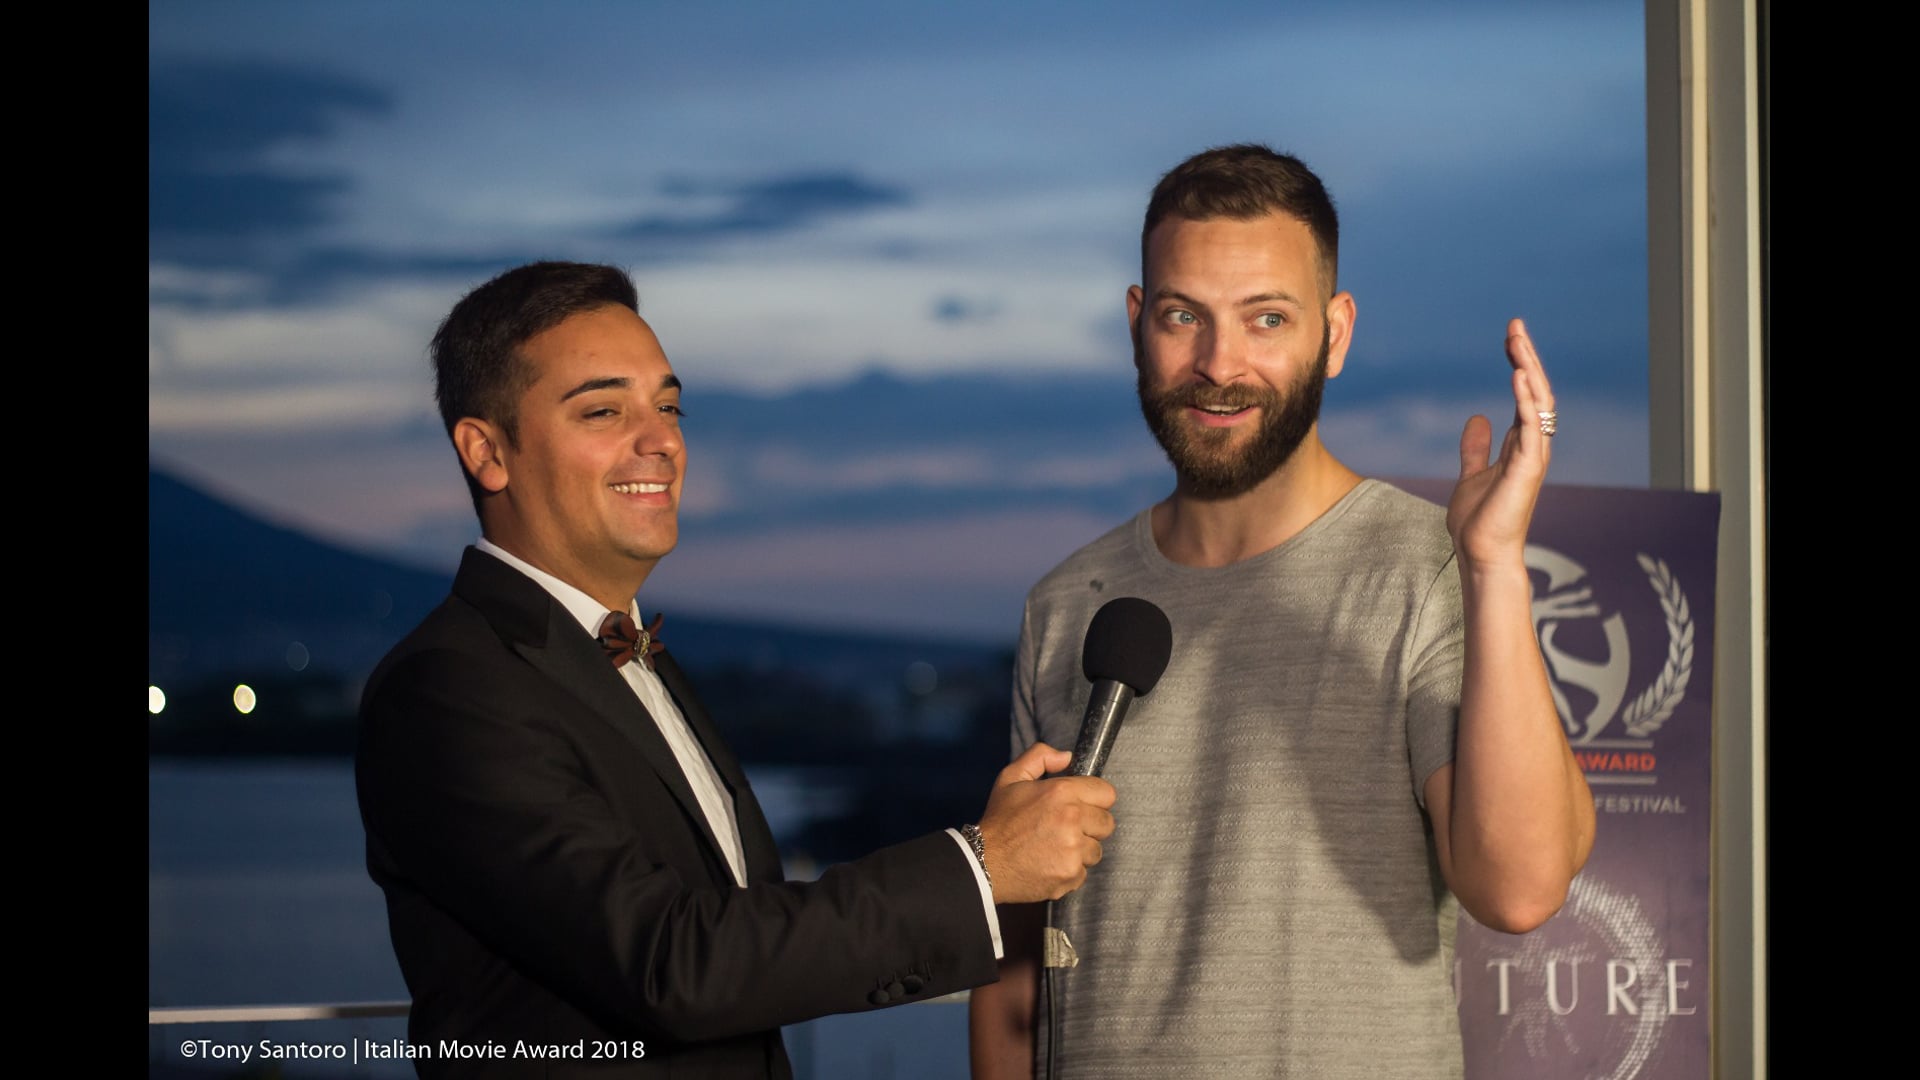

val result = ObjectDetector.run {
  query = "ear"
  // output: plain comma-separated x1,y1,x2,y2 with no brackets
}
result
1125,285,1146,359
453,418,511,495
1324,291,1357,379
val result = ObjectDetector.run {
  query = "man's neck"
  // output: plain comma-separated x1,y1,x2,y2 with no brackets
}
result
1150,439,1363,568
478,530,652,613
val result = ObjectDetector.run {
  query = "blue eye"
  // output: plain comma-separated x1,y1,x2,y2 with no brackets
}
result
1169,310,1196,325
1257,313,1284,328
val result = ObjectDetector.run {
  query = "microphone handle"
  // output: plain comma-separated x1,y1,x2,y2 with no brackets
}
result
1068,679,1137,778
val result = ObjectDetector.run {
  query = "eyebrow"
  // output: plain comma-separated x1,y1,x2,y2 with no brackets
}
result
1152,287,1306,309
558,373,682,401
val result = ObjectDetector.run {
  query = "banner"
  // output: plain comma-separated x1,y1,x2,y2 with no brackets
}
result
1398,480,1719,1080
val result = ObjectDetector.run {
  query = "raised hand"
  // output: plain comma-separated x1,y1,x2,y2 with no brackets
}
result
1448,318,1555,570
976,742,1117,904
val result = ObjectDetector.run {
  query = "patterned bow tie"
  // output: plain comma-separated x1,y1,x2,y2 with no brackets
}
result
598,610,665,671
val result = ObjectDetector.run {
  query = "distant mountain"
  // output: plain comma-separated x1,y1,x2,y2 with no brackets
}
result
149,468,454,687
147,467,1010,746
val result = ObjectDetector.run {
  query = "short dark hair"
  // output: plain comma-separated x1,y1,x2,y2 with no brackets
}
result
1140,144,1340,295
430,260,639,510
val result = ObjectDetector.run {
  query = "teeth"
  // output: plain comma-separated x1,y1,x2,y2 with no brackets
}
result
610,482,668,494
1200,405,1246,414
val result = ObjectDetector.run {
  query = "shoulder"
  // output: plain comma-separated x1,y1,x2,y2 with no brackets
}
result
355,596,583,813
1014,513,1152,684
1025,512,1145,609
1348,478,1448,529
1335,480,1456,570
364,594,504,701
356,591,560,764
1020,512,1144,637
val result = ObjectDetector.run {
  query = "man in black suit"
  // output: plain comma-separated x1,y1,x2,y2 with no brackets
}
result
356,260,1116,1077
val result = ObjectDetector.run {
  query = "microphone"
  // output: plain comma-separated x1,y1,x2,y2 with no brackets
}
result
1067,596,1173,778
1046,596,1174,1080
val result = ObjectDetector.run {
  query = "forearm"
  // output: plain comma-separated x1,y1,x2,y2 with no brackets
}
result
631,834,999,1039
1446,560,1596,931
969,903,1042,1079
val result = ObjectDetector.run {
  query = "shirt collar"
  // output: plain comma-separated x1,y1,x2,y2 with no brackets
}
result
474,536,636,639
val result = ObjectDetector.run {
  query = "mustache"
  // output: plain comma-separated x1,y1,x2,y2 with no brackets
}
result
1149,382,1280,411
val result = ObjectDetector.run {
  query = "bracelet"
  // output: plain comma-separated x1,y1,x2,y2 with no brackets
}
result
960,823,991,886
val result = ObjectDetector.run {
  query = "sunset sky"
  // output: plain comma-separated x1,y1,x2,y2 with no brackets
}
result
149,0,1649,639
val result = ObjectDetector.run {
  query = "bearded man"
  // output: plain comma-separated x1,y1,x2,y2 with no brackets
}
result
968,144,1595,1079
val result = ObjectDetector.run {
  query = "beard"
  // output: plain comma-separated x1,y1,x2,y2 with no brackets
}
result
1136,319,1330,500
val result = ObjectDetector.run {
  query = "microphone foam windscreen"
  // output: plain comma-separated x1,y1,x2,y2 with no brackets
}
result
1080,596,1174,695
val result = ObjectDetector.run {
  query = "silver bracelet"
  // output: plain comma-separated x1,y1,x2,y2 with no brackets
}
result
960,823,991,886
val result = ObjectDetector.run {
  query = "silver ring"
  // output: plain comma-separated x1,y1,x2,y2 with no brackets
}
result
1537,410,1558,437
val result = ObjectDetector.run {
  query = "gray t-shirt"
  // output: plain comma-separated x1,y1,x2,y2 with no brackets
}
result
1013,479,1465,1078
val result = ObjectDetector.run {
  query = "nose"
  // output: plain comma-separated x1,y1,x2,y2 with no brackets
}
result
635,407,684,461
1190,324,1249,386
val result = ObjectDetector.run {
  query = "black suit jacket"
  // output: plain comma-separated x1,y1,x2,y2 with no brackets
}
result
356,548,998,1077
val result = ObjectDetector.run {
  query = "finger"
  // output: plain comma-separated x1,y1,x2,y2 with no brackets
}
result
1498,322,1543,436
1508,318,1555,413
1080,806,1116,840
1064,866,1090,898
999,742,1070,785
1507,369,1544,465
1081,836,1104,868
1035,745,1076,777
1515,368,1555,467
1071,776,1117,809
1459,415,1492,478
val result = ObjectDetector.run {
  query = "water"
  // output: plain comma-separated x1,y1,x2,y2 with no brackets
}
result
148,759,968,1078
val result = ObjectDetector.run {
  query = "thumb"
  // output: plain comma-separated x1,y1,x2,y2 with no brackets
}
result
999,741,1072,785
1459,415,1491,477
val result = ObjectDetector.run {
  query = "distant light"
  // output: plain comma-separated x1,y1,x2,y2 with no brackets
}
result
233,684,258,715
904,661,938,696
286,641,311,672
148,686,166,715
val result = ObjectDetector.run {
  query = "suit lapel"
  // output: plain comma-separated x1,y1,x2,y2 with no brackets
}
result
453,549,737,882
654,649,783,883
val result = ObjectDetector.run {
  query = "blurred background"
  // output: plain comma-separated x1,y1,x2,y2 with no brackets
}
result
148,2,1648,1075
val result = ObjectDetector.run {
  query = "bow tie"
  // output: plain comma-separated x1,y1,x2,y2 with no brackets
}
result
598,610,665,671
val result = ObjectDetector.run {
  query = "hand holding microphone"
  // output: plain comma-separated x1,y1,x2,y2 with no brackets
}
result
977,742,1116,903
974,597,1173,904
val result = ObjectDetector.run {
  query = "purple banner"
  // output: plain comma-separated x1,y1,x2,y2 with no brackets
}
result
1396,479,1719,1080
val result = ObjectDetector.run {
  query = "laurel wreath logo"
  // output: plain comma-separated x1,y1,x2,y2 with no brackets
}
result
1621,554,1693,737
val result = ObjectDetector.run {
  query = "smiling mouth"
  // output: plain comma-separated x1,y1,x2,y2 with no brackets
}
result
609,482,669,494
1193,403,1254,417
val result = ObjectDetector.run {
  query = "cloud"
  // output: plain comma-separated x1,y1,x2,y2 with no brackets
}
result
149,248,539,311
148,60,393,240
930,295,1003,323
147,280,456,432
617,173,910,239
1319,393,1649,488
148,61,392,165
148,173,352,239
